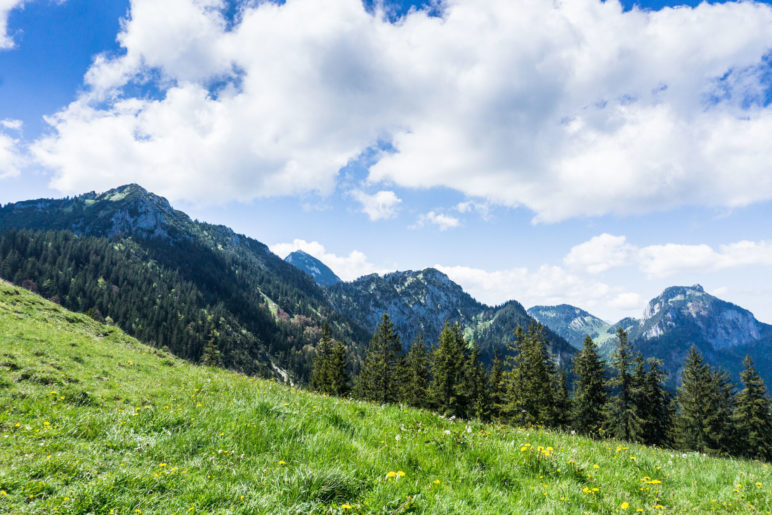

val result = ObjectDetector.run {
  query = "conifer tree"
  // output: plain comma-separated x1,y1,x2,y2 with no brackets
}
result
489,349,505,419
310,323,334,392
732,356,772,461
327,340,350,396
200,326,222,367
571,335,608,436
502,324,555,427
641,358,672,446
464,345,491,421
430,322,471,418
355,313,402,404
605,328,635,440
704,368,736,454
675,346,735,454
399,335,432,409
552,368,570,428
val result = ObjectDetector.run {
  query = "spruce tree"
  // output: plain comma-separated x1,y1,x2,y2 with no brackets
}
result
310,323,334,393
552,368,570,428
200,326,222,367
732,356,772,461
327,340,350,396
704,368,736,454
675,346,735,454
399,335,432,409
640,358,672,446
430,322,470,418
355,313,402,404
502,324,555,427
605,328,635,440
571,335,608,436
464,345,491,421
489,349,505,419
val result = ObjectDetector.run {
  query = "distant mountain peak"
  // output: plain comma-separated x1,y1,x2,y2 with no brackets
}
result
637,284,769,350
284,250,341,286
527,304,612,350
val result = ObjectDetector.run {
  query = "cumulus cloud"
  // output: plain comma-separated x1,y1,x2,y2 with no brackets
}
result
435,263,634,320
564,233,635,274
0,0,26,49
413,210,460,231
29,0,772,219
351,189,402,221
269,238,384,281
0,123,24,179
566,234,772,278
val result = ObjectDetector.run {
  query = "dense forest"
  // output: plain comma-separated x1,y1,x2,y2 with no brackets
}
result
313,314,772,463
0,229,367,380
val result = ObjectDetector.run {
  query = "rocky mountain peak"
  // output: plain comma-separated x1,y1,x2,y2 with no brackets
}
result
284,250,341,286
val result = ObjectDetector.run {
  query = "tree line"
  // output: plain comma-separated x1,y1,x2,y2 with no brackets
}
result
312,313,772,462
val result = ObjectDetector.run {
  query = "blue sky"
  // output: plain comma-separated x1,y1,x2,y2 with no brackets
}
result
1,0,772,323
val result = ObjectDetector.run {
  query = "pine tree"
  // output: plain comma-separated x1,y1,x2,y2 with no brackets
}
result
489,349,505,419
641,358,672,446
464,345,491,421
502,324,555,427
704,368,736,454
327,340,350,396
430,322,471,418
571,335,608,436
605,328,635,440
399,335,432,409
552,368,570,428
732,356,772,460
675,346,735,454
310,323,334,393
355,313,402,404
200,326,222,367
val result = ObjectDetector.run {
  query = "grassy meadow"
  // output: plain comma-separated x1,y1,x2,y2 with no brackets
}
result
1,279,770,513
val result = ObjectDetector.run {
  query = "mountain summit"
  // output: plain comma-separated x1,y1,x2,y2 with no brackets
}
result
284,250,341,286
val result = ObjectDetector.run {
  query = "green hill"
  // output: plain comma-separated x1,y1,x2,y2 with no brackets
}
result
1,280,770,513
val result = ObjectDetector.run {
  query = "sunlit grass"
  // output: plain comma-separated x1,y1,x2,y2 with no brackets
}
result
1,279,770,513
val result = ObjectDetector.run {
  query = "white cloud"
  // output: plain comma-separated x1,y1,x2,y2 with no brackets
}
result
0,0,26,49
455,200,491,220
0,126,24,179
269,238,384,281
564,233,635,274
413,210,460,231
435,263,636,320
351,189,402,221
638,240,772,277
0,119,22,130
29,0,772,220
566,234,772,278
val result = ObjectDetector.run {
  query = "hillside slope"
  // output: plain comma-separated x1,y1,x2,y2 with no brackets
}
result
2,280,769,513
0,184,370,382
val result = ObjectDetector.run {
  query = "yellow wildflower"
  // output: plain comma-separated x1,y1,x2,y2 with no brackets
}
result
433,480,441,485
756,482,762,488
341,505,352,510
397,471,405,477
278,460,287,466
0,491,6,496
387,471,397,479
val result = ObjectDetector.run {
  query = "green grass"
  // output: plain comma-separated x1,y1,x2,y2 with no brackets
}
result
1,280,770,514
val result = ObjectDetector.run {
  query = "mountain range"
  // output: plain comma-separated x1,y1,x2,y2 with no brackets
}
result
1,184,770,387
528,286,772,387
